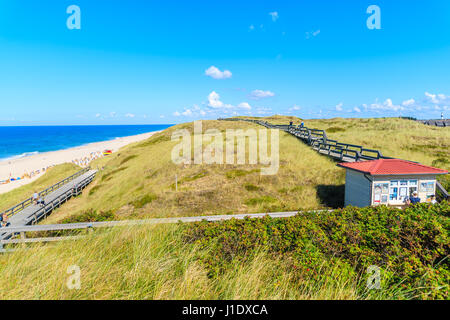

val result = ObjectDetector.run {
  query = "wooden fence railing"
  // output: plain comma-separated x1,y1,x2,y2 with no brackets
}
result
1,168,91,219
0,170,97,241
0,211,304,251
418,119,449,127
219,117,448,200
219,118,388,162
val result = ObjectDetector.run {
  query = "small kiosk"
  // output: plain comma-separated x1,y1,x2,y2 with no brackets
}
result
338,159,448,207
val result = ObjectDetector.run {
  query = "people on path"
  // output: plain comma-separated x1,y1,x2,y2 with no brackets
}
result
32,191,39,204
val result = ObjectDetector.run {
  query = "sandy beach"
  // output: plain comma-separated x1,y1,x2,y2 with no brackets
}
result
0,131,159,194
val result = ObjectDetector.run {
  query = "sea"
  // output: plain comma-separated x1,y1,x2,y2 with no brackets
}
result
0,125,173,162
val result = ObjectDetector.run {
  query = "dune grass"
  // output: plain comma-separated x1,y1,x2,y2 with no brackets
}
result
43,120,345,223
0,223,405,300
238,116,450,190
3,202,446,300
4,116,447,223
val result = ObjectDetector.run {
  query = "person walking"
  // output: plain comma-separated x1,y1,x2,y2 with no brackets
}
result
32,191,39,204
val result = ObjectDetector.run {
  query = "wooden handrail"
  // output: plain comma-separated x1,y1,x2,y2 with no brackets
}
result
1,167,90,218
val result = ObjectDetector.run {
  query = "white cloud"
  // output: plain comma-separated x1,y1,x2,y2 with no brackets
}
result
237,102,252,110
425,92,449,104
269,12,279,22
173,91,255,118
255,107,272,115
95,113,101,118
206,91,252,114
125,113,135,118
289,105,301,112
205,66,232,80
353,107,361,113
402,98,415,106
249,24,255,31
425,92,439,104
181,109,193,116
306,30,320,39
208,91,225,108
368,98,404,112
250,89,275,100
335,103,343,111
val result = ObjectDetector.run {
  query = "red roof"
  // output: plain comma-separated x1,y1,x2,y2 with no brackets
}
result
337,159,448,176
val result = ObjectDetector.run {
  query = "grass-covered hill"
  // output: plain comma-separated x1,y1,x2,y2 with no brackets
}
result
1,116,449,223
238,116,450,190
42,119,346,223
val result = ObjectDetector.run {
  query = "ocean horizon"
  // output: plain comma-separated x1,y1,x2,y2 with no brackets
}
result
0,124,173,162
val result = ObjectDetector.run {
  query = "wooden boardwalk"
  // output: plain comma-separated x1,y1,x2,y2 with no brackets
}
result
418,119,450,127
0,169,97,240
220,118,386,163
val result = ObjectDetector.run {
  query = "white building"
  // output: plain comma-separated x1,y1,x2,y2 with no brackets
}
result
338,159,448,207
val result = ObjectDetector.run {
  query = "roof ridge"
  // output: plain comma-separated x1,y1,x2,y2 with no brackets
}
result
370,159,384,173
337,158,448,175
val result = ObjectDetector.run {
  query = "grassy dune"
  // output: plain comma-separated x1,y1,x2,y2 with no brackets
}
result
1,202,447,300
44,120,344,223
239,116,450,190
0,224,362,300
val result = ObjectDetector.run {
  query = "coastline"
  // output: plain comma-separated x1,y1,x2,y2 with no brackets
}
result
0,130,160,194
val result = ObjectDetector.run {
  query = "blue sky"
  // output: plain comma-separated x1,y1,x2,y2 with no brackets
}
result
0,0,450,125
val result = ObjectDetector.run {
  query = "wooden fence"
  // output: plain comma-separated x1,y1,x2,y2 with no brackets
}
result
0,168,91,219
219,117,448,200
219,118,388,162
418,119,449,127
0,170,97,241
0,211,303,251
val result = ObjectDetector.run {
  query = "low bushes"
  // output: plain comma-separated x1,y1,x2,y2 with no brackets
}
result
62,209,116,223
184,202,450,299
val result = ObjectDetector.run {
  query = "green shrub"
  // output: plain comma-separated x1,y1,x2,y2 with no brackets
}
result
62,209,115,223
244,184,261,191
226,169,260,179
119,155,138,166
131,194,157,209
135,134,170,148
327,127,346,133
88,185,102,196
245,196,277,206
101,167,128,182
184,202,450,299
